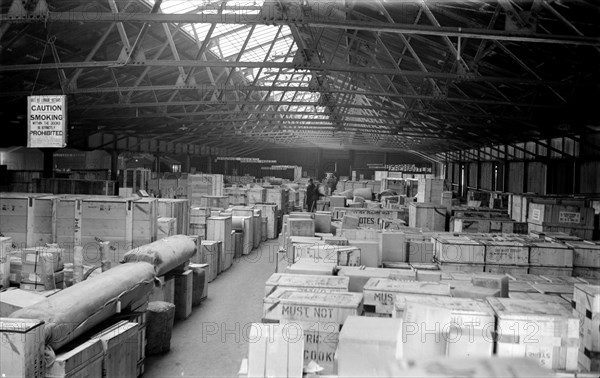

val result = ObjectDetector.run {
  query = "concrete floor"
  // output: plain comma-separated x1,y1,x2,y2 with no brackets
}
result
144,240,284,378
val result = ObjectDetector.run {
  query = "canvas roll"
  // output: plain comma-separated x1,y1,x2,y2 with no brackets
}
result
10,262,156,350
121,235,196,276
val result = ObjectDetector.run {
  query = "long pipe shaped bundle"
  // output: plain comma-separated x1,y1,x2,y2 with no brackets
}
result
10,262,156,350
121,234,197,276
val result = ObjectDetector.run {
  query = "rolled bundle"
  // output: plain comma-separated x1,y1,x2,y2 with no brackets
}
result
10,262,155,350
122,235,196,276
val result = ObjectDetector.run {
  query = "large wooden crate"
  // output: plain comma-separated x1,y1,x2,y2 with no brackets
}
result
198,240,221,282
263,289,363,325
572,284,600,371
362,278,450,315
432,236,485,264
157,198,189,235
157,217,177,239
264,273,349,296
37,178,116,196
54,196,158,264
528,202,595,239
417,178,444,204
393,294,495,357
0,318,45,378
568,241,600,269
232,216,252,255
91,321,139,378
451,217,515,234
253,204,278,239
529,242,573,268
46,339,104,378
187,174,224,206
487,297,579,371
266,188,288,214
0,192,54,248
0,236,13,288
408,202,446,231
484,241,529,266
247,187,266,204
206,216,232,273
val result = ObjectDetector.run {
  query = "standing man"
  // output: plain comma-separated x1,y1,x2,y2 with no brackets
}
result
306,178,317,212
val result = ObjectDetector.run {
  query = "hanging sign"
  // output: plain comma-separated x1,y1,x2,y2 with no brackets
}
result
27,95,68,148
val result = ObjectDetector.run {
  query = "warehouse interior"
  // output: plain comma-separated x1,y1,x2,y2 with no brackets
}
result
1,0,600,377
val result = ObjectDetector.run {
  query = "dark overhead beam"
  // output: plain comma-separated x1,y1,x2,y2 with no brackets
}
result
0,60,579,86
2,84,565,108
2,12,598,46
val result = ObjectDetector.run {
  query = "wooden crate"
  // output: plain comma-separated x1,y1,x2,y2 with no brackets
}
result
567,241,600,269
528,222,595,241
393,294,495,357
485,264,529,275
157,198,189,235
432,236,485,264
573,284,600,368
46,339,104,378
362,278,450,315
54,196,157,264
484,241,529,266
199,195,229,209
529,242,573,268
336,316,403,376
264,273,349,296
157,217,177,239
528,202,595,227
247,188,266,204
253,211,261,249
487,297,579,371
288,218,315,237
173,270,193,320
0,192,54,247
408,202,446,231
438,262,485,273
232,216,252,255
0,318,45,378
187,174,224,206
206,216,232,273
417,178,444,204
91,321,139,378
198,240,221,282
189,263,208,305
247,323,304,378
0,236,13,288
253,204,278,239
263,289,363,325
266,188,288,214
451,217,515,234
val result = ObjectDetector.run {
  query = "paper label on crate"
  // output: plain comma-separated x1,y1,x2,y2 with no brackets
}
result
531,209,541,221
559,211,580,224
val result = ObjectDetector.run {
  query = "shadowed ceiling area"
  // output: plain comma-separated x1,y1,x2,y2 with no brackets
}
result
1,0,599,155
